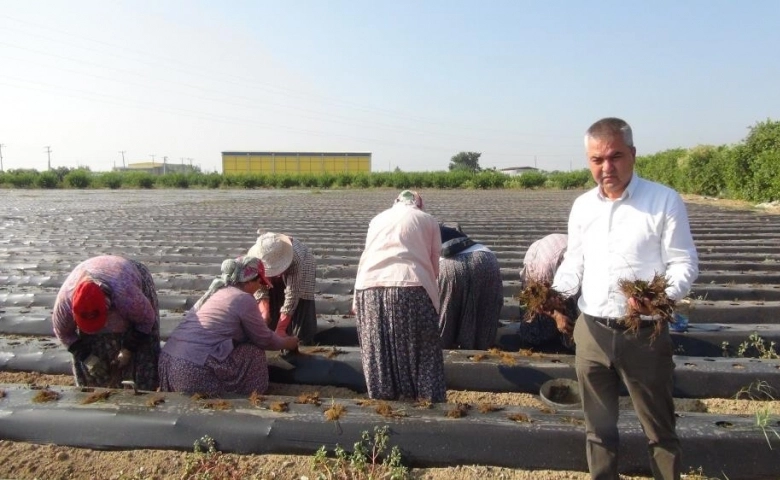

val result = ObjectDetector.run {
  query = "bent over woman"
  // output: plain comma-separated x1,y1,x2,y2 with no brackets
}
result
52,255,160,391
159,256,298,396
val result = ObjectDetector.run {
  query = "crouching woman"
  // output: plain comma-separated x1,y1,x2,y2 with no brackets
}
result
159,256,298,396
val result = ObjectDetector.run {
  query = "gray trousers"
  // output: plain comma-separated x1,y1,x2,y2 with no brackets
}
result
574,313,681,480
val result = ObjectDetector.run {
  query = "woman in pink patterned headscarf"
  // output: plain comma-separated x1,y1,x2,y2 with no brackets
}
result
159,256,299,396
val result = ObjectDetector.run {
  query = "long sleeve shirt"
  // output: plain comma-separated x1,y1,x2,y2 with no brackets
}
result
162,286,287,365
354,203,442,312
52,255,157,347
254,237,316,315
553,174,698,319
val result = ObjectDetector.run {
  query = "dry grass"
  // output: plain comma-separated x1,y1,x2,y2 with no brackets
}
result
270,401,289,413
617,272,675,338
517,279,569,321
81,390,112,404
32,389,60,403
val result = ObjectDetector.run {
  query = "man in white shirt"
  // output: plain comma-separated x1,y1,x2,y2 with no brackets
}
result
553,117,698,480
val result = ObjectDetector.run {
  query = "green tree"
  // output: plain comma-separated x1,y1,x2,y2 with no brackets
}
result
449,151,482,172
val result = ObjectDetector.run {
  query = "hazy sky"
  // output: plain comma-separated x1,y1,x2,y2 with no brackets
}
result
1,1,778,173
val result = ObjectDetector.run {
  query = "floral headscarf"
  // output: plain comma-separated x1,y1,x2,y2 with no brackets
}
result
193,256,269,310
395,190,424,210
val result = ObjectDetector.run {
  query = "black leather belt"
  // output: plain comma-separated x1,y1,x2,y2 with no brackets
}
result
586,314,655,330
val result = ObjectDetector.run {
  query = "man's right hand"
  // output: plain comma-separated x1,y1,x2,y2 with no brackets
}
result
551,310,573,335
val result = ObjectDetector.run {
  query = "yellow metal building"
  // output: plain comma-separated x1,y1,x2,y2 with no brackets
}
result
222,152,371,175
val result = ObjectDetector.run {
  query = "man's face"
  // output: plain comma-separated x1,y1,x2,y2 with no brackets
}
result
586,134,636,200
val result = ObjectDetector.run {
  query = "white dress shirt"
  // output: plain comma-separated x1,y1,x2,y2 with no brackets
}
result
553,173,698,319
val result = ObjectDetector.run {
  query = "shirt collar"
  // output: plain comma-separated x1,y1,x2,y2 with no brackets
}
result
597,172,639,201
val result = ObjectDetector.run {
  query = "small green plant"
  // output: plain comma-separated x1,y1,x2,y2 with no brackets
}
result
736,333,779,359
182,435,243,479
311,425,409,480
734,381,780,450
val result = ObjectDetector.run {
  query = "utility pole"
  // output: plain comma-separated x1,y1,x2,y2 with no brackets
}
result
534,155,537,169
118,150,126,168
149,154,156,165
44,146,52,170
0,143,5,172
163,156,168,174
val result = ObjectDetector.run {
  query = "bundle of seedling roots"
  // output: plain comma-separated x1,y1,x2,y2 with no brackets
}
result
519,272,677,340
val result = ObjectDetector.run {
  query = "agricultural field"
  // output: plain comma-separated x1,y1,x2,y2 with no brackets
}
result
1,188,779,480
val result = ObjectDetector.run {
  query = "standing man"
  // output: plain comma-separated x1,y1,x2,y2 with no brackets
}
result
552,118,698,479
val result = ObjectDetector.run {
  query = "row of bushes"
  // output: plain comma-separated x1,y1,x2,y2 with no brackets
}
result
0,168,594,191
637,119,780,202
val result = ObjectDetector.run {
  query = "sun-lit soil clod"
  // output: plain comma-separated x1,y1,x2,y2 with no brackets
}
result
618,272,676,338
517,279,569,321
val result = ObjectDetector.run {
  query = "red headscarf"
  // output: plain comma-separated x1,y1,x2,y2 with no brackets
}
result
72,281,108,334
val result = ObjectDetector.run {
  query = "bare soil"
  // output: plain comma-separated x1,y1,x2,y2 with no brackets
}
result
1,372,777,480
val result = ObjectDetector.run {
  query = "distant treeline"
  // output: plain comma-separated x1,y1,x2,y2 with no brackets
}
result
0,167,593,191
1,120,777,201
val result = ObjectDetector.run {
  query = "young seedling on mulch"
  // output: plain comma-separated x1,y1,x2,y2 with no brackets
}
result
32,389,60,403
307,346,347,359
81,389,112,404
355,398,380,407
295,391,322,406
477,403,503,413
487,348,517,366
413,399,433,409
508,413,532,423
270,401,289,413
375,401,408,418
146,395,165,407
470,353,488,362
446,402,471,419
618,272,675,338
248,391,265,407
517,278,569,321
202,399,232,411
324,400,346,421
